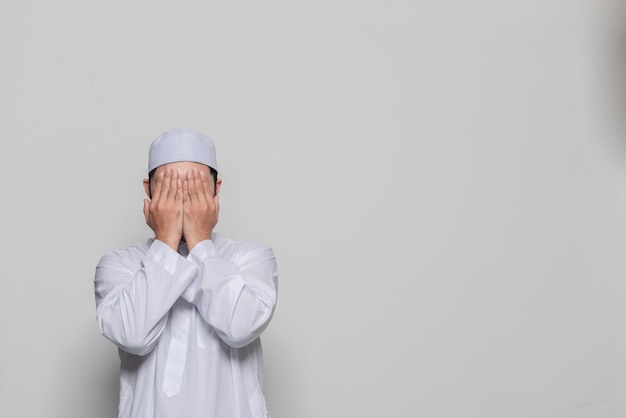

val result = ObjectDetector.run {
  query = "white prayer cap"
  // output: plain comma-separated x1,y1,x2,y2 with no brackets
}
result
148,128,217,173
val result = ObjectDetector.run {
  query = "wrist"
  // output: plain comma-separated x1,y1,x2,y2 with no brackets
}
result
155,235,180,251
184,234,212,251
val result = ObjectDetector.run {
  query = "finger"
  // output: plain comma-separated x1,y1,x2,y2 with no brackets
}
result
182,179,190,207
160,167,171,202
167,170,179,202
175,178,183,208
199,170,211,203
151,170,165,202
188,169,199,203
194,169,208,205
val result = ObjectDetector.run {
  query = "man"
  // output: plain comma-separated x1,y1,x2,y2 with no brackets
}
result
94,128,278,418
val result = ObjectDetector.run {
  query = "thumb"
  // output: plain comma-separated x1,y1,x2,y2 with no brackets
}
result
143,199,150,223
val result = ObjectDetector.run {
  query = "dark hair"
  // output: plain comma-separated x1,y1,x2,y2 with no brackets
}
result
148,166,218,197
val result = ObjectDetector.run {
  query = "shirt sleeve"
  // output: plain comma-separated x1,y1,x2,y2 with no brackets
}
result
94,240,199,356
180,239,278,348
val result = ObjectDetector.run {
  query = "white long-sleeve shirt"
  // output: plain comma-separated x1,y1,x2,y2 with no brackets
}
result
94,233,278,418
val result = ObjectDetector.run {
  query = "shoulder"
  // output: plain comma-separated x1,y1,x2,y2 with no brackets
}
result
212,232,275,262
97,239,153,270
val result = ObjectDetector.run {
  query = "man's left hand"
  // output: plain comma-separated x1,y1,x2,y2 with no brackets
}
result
182,168,219,250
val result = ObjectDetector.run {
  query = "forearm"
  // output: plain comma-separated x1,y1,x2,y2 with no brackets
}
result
95,240,198,355
181,240,278,348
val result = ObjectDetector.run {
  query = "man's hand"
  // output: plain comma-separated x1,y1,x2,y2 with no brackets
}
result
182,168,219,250
143,168,183,251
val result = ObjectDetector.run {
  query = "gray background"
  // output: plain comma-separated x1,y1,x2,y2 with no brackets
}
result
2,1,626,417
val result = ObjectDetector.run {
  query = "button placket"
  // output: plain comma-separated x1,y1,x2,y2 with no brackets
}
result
162,304,190,397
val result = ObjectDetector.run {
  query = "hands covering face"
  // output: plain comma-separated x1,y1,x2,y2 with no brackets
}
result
143,167,219,251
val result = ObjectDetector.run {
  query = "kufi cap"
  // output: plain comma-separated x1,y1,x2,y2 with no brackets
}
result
148,128,218,173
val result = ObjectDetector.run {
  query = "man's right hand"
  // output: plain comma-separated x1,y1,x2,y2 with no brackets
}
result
143,167,183,251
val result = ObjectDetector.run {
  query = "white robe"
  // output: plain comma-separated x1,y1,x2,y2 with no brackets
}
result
94,233,278,418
